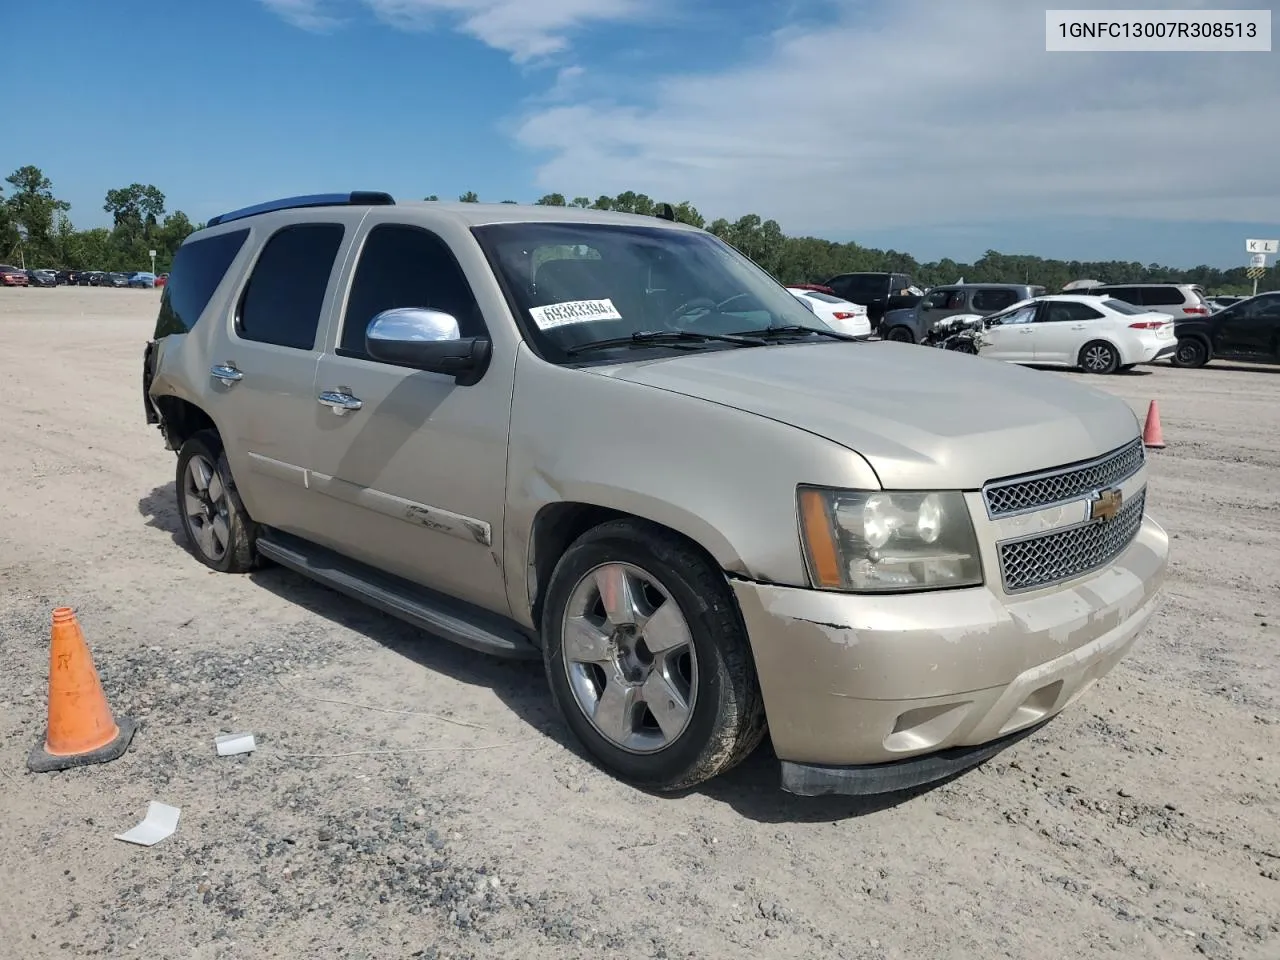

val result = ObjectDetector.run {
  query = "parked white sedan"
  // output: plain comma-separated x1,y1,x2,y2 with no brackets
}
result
786,288,872,338
974,295,1177,373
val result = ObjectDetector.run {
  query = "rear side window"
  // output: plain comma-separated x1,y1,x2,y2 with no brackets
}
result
153,228,249,338
1142,286,1184,306
1099,286,1140,304
972,289,1020,312
832,275,883,302
340,224,486,358
236,223,344,350
1042,301,1104,323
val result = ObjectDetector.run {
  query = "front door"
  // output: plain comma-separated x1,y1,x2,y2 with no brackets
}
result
979,303,1040,361
1217,293,1280,359
210,218,355,543
304,218,514,615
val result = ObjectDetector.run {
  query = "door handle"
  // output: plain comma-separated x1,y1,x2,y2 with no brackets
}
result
1070,324,1086,330
317,389,363,415
1020,328,1033,334
210,363,243,385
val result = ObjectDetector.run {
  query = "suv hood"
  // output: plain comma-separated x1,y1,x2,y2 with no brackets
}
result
590,342,1139,489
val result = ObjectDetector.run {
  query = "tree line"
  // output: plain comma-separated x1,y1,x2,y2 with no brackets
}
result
1,164,1266,294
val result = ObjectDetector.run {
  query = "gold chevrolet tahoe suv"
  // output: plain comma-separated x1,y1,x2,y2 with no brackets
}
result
142,192,1169,797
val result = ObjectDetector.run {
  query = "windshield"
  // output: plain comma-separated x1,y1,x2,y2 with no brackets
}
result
1099,297,1148,315
472,222,831,360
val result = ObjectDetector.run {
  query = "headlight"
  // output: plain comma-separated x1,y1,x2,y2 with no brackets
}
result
798,487,983,593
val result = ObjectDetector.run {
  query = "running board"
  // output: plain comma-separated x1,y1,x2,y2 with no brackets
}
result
255,530,540,660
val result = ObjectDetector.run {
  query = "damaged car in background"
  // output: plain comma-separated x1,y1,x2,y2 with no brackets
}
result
143,193,1169,797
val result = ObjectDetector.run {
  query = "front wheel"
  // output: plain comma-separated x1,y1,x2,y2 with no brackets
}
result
1171,337,1209,368
884,326,915,343
1079,340,1120,374
541,519,766,792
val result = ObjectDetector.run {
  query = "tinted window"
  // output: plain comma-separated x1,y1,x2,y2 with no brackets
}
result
340,224,486,357
832,275,885,303
921,288,953,309
1242,294,1280,319
236,223,343,350
801,290,844,304
1142,286,1185,306
971,289,1020,312
1041,301,1104,323
152,229,249,338
1099,286,1140,304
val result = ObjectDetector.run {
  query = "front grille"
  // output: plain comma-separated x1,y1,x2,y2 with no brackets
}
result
983,439,1144,518
998,489,1145,592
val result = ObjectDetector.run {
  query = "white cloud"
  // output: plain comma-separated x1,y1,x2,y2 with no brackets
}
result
260,0,343,31
362,0,647,62
514,0,1280,232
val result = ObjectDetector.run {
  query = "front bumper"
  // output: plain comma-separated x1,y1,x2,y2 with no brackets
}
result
730,514,1168,794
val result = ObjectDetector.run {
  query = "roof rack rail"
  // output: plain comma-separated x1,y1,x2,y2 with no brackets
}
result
206,191,395,227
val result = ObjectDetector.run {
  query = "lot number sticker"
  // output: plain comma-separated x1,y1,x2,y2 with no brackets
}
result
529,299,622,330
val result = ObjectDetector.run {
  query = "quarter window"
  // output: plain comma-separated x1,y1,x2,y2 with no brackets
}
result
236,223,344,350
340,224,486,358
1142,287,1185,306
154,228,249,337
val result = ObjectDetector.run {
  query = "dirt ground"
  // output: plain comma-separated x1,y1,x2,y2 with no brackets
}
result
0,286,1277,960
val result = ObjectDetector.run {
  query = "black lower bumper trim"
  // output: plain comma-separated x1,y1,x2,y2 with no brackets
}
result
779,717,1054,797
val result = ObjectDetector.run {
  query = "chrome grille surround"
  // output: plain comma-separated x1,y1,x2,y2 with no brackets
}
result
997,489,1146,593
982,439,1145,518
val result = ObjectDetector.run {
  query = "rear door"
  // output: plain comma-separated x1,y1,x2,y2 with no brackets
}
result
1032,300,1105,364
212,215,360,542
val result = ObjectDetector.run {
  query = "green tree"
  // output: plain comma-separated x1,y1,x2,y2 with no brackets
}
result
4,165,70,266
535,193,566,206
458,191,479,202
423,194,439,201
571,197,591,208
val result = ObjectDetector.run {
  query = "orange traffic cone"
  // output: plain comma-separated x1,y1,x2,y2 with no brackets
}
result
1142,400,1166,449
27,608,135,773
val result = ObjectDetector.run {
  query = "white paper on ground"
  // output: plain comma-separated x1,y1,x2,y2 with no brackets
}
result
115,802,181,847
215,732,256,756
528,298,622,330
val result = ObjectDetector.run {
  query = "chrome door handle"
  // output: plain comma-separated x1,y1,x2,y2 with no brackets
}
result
211,363,243,384
1070,325,1086,330
317,390,363,415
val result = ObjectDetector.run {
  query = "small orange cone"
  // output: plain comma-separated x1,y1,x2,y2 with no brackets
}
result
1141,400,1165,449
27,607,135,773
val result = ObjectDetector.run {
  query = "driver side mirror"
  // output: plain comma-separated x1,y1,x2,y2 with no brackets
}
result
919,302,932,311
365,308,492,386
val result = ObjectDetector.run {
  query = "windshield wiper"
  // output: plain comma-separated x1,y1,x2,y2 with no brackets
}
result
731,324,861,342
566,330,766,356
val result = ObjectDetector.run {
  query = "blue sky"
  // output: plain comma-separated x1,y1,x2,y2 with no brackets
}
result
2,0,1277,269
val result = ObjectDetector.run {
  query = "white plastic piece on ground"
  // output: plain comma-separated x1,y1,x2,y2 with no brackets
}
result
215,732,256,756
115,802,181,847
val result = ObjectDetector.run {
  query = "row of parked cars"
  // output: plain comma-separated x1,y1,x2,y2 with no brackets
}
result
789,272,1278,373
0,266,167,288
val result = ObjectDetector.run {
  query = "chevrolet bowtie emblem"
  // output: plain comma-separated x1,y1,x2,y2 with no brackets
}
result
1089,488,1123,522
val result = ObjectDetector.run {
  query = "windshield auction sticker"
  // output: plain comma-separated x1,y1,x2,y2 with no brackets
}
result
529,299,623,330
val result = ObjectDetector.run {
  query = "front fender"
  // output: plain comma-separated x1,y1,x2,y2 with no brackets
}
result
502,347,879,627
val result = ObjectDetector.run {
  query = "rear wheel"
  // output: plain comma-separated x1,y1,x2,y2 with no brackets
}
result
884,326,915,343
174,430,259,573
1079,340,1120,374
541,519,766,792
1171,337,1209,368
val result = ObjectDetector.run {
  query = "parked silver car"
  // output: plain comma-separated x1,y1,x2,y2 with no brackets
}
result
880,283,1047,343
143,193,1169,796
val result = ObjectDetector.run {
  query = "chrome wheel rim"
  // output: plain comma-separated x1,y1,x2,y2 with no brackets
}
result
183,454,230,561
561,562,698,754
1083,345,1113,371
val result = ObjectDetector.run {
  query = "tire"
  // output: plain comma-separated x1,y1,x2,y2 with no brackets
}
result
1171,337,1209,368
1078,340,1120,374
174,430,259,573
884,326,915,343
541,519,767,792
